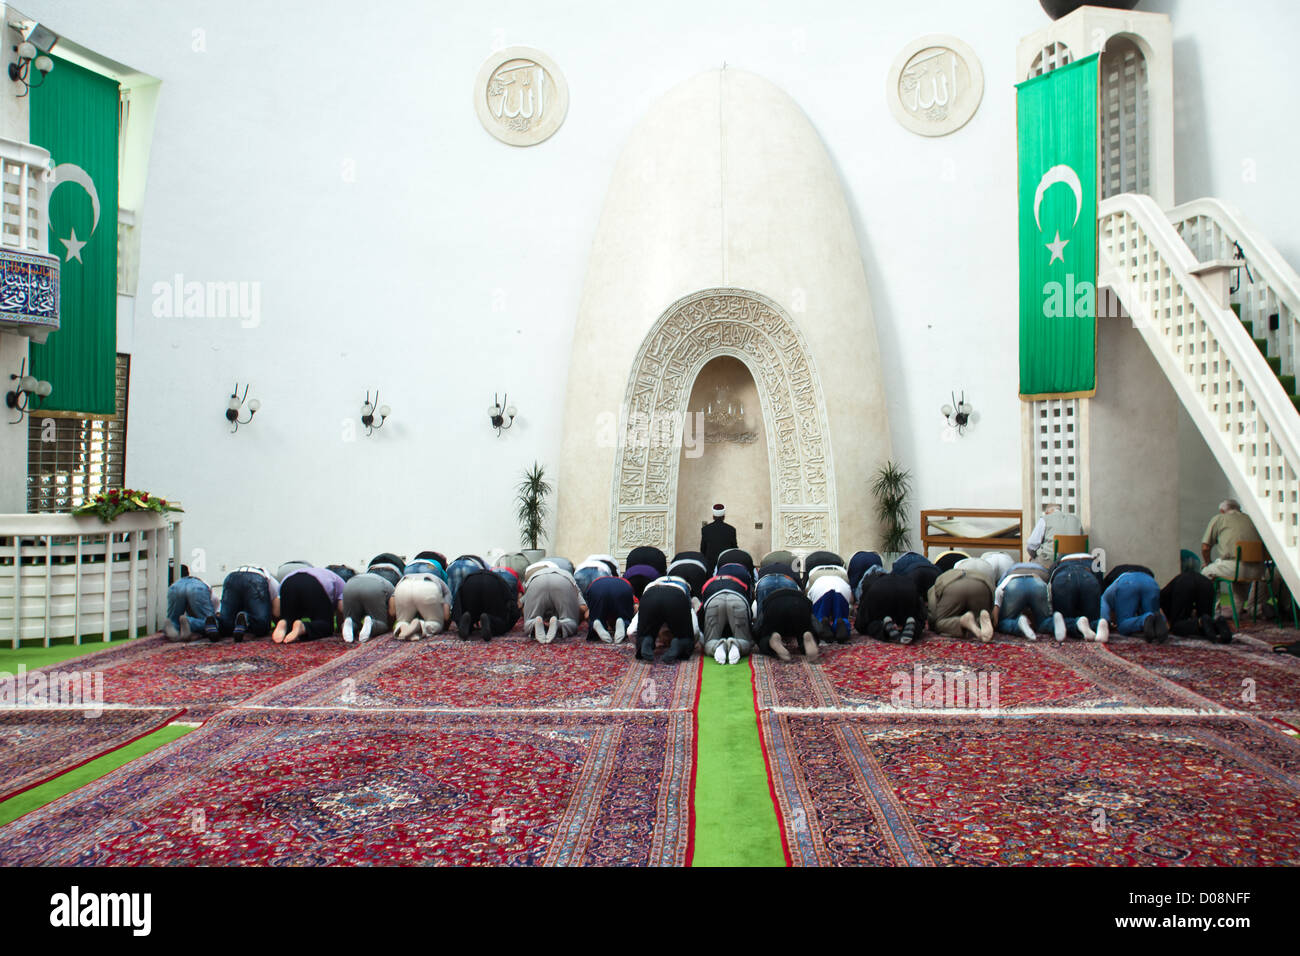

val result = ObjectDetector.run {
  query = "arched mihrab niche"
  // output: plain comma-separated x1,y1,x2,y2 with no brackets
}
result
610,289,837,556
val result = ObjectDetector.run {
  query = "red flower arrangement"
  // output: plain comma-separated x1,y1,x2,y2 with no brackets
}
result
72,488,183,523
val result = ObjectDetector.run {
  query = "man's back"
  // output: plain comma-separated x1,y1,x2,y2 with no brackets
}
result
1204,510,1260,558
700,519,738,569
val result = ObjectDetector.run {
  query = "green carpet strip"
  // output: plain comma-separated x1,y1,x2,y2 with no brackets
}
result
692,659,786,866
0,638,123,672
0,725,193,828
0,639,192,826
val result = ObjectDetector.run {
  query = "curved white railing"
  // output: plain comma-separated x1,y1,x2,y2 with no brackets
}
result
0,135,51,253
1170,197,1300,385
0,512,183,647
1099,193,1300,597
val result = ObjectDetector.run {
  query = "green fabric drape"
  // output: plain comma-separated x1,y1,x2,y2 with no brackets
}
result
1017,54,1099,399
29,56,120,415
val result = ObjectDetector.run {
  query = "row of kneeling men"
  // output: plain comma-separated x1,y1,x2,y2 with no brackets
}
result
163,545,1241,663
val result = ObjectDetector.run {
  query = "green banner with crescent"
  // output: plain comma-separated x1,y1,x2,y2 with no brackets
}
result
29,55,119,415
1017,54,1098,399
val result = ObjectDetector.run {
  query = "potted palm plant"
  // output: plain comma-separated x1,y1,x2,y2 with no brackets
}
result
516,462,552,564
871,460,912,564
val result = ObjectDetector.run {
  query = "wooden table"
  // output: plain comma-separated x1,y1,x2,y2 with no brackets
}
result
919,508,1023,558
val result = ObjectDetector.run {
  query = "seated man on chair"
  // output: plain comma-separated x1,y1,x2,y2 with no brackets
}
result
1025,502,1084,568
1200,498,1268,619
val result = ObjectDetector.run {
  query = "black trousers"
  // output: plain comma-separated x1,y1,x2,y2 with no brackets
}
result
1161,571,1216,636
279,574,335,641
756,591,813,654
454,571,519,636
636,587,695,659
857,574,922,637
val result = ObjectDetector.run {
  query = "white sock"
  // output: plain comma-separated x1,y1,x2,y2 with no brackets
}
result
614,619,626,644
1053,611,1066,643
593,620,611,643
342,618,355,643
359,615,373,643
533,620,546,642
1077,617,1095,641
1018,615,1036,641
1096,619,1110,643
714,642,728,665
727,638,741,665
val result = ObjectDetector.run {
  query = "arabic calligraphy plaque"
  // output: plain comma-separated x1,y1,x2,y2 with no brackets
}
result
886,35,984,137
474,46,569,147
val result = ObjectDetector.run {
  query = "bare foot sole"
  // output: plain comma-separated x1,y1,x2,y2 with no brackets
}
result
802,630,819,662
272,621,288,644
768,632,792,662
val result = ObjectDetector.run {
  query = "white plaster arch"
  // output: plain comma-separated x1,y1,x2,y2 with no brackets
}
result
610,288,838,557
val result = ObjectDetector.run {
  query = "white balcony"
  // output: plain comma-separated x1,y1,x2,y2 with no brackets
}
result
0,511,183,647
0,135,59,342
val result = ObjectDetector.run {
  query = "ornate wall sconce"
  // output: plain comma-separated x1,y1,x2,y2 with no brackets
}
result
225,383,260,432
8,22,57,96
361,390,390,436
488,393,517,435
942,391,974,434
6,358,51,423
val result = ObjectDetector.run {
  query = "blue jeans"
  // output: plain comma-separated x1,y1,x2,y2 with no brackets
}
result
446,559,483,603
811,591,851,633
754,574,799,613
218,571,272,636
1050,562,1102,636
574,566,607,596
167,577,214,632
1101,571,1161,635
996,576,1053,634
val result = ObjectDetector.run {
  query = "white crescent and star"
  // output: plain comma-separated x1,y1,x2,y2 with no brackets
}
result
48,163,101,264
1033,163,1082,265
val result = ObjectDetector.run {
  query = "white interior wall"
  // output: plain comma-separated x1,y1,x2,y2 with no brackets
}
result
13,0,1300,579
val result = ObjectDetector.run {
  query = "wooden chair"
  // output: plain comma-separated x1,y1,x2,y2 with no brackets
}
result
1052,534,1090,563
1212,540,1267,628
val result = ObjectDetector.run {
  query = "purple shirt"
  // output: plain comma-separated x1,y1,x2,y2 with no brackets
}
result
283,566,345,604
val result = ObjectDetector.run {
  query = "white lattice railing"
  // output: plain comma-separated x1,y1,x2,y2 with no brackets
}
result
1170,197,1300,386
0,512,183,647
0,136,51,253
1099,193,1300,598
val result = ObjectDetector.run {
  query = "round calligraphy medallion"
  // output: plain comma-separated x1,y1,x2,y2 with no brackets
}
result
473,46,569,147
886,35,984,137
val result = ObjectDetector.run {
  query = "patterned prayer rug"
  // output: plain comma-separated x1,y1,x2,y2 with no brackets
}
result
751,635,1206,712
251,631,702,712
1106,636,1300,722
760,711,1300,866
0,708,186,803
0,708,695,866
17,635,352,720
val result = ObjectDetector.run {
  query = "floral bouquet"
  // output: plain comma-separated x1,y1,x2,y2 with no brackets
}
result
72,489,184,523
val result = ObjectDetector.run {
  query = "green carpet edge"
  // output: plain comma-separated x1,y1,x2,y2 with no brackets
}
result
691,658,786,866
0,724,193,828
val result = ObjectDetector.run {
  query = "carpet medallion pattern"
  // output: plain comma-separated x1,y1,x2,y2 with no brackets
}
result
0,709,695,866
760,712,1300,866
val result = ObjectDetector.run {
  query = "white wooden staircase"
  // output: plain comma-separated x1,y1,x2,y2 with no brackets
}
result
1098,193,1300,598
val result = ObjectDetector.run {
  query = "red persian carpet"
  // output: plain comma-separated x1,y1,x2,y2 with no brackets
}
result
0,708,696,866
1106,635,1300,724
0,708,186,803
20,635,351,720
752,635,1210,712
758,711,1300,866
252,631,701,712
